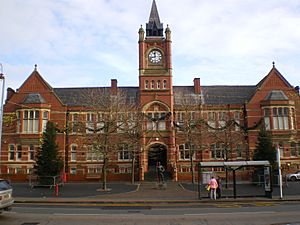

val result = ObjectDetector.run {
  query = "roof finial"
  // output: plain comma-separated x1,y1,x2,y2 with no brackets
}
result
34,64,37,71
272,61,275,68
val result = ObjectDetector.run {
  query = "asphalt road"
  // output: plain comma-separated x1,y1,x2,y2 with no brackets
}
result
1,201,300,225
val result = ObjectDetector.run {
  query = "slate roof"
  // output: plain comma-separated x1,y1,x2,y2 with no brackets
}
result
54,87,139,106
146,0,163,36
173,85,256,105
23,93,46,104
53,85,256,107
265,90,288,101
147,0,163,30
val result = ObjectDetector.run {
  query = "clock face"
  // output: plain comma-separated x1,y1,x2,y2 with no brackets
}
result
148,50,162,64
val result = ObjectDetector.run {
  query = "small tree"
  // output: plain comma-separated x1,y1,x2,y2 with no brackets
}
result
253,127,277,165
35,121,63,185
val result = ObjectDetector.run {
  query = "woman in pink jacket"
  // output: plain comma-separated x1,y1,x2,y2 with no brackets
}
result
209,176,218,200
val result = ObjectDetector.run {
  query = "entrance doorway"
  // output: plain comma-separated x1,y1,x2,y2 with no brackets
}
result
144,143,167,181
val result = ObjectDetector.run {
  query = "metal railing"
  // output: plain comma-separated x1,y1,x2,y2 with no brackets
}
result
28,175,64,189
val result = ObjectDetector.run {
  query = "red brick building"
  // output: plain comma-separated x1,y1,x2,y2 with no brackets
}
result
1,0,300,182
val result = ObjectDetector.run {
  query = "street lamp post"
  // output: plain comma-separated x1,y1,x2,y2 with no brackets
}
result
0,63,5,175
277,145,283,199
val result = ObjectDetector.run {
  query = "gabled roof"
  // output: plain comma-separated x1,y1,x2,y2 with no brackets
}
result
23,93,46,104
256,65,293,89
18,67,53,93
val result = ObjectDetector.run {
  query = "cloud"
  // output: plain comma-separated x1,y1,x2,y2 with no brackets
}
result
0,0,299,90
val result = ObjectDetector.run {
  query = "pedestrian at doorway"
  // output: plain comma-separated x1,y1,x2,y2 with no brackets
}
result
216,176,222,199
209,176,218,200
156,162,165,183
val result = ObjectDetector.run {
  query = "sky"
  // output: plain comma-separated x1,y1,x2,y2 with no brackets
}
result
0,0,300,91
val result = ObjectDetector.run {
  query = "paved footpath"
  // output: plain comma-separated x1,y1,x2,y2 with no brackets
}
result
12,181,300,204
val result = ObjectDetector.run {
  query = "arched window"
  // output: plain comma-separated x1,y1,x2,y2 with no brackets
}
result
157,80,161,89
145,80,149,89
9,144,15,161
29,145,34,161
17,145,22,161
163,80,167,89
151,80,155,89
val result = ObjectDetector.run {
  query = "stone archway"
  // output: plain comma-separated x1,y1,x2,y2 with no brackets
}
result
144,143,167,181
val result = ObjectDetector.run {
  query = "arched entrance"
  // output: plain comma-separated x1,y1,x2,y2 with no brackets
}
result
144,143,167,181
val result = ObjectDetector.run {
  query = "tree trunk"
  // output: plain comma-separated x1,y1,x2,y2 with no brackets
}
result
131,156,135,184
101,157,107,190
190,147,195,184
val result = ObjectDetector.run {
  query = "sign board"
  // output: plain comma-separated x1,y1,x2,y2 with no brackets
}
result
264,166,271,192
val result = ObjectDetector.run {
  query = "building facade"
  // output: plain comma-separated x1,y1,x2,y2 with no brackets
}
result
1,0,300,182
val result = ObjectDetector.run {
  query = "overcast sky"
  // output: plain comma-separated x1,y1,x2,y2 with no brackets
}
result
0,0,299,91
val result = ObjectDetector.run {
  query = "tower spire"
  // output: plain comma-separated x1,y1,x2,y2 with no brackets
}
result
146,0,163,37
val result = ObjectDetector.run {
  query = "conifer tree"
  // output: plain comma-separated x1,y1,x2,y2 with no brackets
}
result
253,127,276,165
35,121,63,184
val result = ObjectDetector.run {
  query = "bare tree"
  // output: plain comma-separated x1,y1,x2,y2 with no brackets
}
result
120,107,145,184
174,90,208,183
79,88,129,190
205,108,248,187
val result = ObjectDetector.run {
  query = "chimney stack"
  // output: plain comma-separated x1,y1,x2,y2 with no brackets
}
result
6,87,15,102
111,79,118,95
295,86,300,95
193,78,201,94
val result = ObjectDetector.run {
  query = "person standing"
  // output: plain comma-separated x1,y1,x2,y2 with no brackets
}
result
209,176,218,200
156,162,165,183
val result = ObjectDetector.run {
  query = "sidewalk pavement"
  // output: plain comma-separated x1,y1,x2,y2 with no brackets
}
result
12,181,300,204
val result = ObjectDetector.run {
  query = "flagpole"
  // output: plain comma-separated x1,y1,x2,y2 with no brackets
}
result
0,63,5,175
277,145,283,199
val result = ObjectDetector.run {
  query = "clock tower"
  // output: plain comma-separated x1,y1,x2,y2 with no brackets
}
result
138,0,176,181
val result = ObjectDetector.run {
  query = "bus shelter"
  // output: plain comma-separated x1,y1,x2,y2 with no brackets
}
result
198,161,272,199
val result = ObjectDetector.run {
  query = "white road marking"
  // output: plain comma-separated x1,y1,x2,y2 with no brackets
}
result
184,211,276,216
